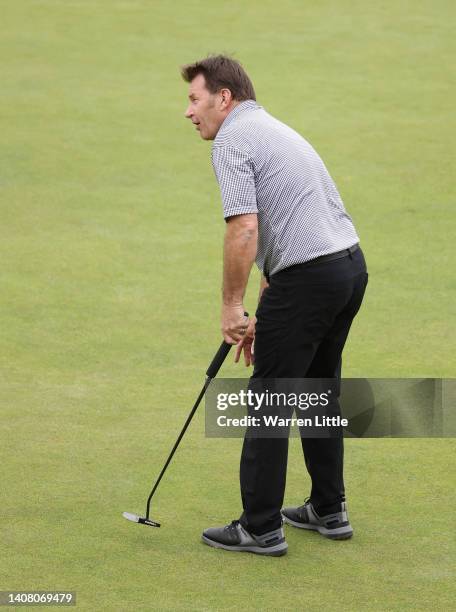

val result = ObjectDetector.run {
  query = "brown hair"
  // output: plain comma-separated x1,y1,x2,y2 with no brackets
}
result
181,54,256,101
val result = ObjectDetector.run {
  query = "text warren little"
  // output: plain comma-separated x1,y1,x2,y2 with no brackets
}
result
216,415,348,427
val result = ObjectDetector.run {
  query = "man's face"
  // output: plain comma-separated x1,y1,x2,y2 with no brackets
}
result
184,74,227,140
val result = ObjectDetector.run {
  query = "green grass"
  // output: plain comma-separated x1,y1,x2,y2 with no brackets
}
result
1,1,455,610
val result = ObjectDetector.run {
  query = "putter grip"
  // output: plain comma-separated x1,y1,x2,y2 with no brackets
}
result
206,341,232,379
206,312,249,379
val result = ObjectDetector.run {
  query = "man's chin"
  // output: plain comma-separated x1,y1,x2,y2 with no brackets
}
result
200,132,215,141
197,127,216,141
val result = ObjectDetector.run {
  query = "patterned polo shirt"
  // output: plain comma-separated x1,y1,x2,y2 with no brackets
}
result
211,100,359,276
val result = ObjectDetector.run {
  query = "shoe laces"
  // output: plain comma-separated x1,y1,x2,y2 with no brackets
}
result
224,520,240,532
298,497,311,516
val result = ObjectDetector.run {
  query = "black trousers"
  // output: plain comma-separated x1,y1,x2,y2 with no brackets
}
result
239,247,368,535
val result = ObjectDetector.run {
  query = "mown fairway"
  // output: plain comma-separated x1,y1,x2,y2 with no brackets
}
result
1,1,454,610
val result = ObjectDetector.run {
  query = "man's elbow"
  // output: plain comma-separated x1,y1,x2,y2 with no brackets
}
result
226,213,258,243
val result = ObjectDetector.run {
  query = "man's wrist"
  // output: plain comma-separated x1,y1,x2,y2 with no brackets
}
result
222,295,244,307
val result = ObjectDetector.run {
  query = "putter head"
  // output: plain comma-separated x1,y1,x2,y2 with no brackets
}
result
122,512,160,527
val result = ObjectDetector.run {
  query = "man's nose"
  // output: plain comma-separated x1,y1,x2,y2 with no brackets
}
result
184,105,193,119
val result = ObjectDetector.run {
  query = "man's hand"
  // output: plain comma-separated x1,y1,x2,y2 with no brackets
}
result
234,315,256,366
221,304,249,345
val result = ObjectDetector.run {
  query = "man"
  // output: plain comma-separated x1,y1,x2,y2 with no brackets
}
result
182,55,368,557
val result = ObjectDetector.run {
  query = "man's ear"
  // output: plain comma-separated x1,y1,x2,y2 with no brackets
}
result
220,88,233,109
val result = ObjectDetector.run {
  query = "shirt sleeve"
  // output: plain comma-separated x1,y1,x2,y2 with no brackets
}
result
211,146,258,219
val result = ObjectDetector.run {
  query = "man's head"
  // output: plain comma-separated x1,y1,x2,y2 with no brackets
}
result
181,54,256,140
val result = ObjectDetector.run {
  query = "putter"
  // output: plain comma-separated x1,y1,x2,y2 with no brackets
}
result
123,330,245,528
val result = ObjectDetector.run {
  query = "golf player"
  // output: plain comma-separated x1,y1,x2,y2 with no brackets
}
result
182,55,368,556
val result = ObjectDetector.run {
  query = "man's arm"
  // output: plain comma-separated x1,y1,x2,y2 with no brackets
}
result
258,273,269,301
221,213,258,344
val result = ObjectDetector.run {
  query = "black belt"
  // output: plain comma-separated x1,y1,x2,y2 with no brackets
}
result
304,243,359,266
265,244,359,282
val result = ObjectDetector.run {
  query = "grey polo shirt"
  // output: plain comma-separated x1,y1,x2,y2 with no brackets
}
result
211,100,359,277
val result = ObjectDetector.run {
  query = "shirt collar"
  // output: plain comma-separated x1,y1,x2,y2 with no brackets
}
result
216,99,260,134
